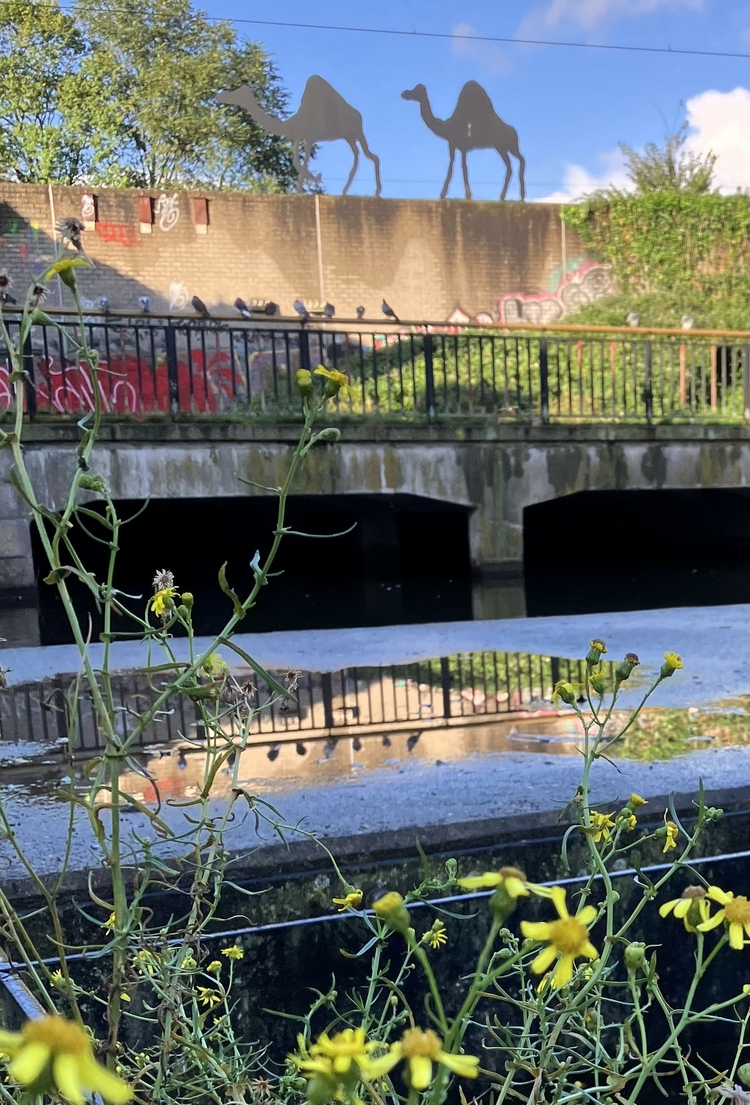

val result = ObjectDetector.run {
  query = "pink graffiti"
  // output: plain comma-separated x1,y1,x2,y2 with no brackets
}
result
95,222,138,247
498,261,614,325
0,350,235,415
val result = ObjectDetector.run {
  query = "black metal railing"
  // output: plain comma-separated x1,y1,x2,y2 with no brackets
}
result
0,650,609,754
0,314,747,423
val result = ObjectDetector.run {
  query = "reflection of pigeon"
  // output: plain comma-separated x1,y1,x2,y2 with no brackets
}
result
234,297,252,319
267,743,280,762
293,299,309,319
139,296,150,314
382,299,399,322
191,295,210,318
264,301,279,316
356,305,365,320
295,741,307,756
324,302,335,318
681,314,694,330
406,733,421,752
626,311,640,328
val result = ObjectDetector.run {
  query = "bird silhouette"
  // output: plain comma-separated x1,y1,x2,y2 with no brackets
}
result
356,305,365,320
382,299,399,322
138,295,150,314
626,311,640,328
293,299,309,319
264,301,279,315
234,297,252,319
324,302,335,318
191,296,210,318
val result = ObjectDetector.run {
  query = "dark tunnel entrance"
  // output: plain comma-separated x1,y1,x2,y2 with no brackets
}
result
32,494,473,645
523,487,750,617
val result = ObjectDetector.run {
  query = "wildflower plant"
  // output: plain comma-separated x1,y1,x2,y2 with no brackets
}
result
0,258,747,1105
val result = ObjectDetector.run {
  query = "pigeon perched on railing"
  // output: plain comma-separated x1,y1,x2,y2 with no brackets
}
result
234,297,252,319
294,299,309,319
324,302,335,318
139,296,150,314
626,311,640,328
681,314,694,330
356,305,365,320
264,301,279,316
96,295,110,314
382,299,399,322
191,295,210,318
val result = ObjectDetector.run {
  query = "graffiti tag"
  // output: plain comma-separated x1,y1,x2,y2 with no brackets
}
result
95,221,137,247
498,261,614,325
155,192,180,232
169,282,189,310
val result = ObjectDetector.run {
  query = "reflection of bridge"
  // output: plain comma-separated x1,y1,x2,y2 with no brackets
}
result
1,316,749,618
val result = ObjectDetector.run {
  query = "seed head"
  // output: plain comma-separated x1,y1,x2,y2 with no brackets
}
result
57,216,85,250
152,568,175,593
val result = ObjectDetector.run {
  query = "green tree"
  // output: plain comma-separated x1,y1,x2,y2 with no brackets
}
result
618,122,717,194
77,0,298,190
0,0,110,182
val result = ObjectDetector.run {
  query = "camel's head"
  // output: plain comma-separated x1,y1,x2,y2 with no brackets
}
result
215,86,255,107
401,84,426,103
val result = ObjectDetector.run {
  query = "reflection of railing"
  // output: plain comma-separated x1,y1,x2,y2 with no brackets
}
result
0,652,615,754
1,314,747,423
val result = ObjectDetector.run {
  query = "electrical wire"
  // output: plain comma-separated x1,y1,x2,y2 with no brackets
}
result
56,5,749,59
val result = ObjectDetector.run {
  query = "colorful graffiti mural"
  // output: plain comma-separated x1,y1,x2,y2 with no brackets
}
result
498,260,614,325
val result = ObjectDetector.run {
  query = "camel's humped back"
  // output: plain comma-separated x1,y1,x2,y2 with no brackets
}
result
296,76,364,142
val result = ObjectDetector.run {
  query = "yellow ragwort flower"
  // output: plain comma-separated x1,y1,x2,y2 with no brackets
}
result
0,1016,131,1105
131,949,157,975
457,865,528,897
294,1028,376,1080
423,920,448,949
206,960,222,975
332,890,363,911
296,369,313,396
150,587,177,618
102,912,116,930
589,811,616,844
314,365,349,396
552,680,582,706
521,886,599,990
662,816,679,853
370,1028,479,1090
629,793,648,808
619,813,638,832
196,986,222,1008
698,887,750,950
181,955,197,970
221,945,244,961
49,970,65,989
659,886,710,932
663,652,683,671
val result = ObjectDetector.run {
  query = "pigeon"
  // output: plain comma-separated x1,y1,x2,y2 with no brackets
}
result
293,299,309,319
356,305,365,320
681,314,694,330
323,302,335,318
626,311,640,328
96,295,110,314
138,295,150,314
234,297,252,319
382,299,399,322
264,301,279,316
191,295,210,318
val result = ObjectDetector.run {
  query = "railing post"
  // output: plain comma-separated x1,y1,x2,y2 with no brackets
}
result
440,656,452,718
22,333,37,420
539,337,549,424
164,325,179,413
299,327,311,372
423,333,435,421
321,671,334,730
643,340,653,424
743,344,750,423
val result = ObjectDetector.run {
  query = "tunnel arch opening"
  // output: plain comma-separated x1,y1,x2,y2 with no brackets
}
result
31,493,473,645
523,487,750,617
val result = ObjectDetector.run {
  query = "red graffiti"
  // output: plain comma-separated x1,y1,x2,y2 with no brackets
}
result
95,221,138,247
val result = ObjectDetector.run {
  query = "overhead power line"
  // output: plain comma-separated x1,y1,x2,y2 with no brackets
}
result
56,5,748,59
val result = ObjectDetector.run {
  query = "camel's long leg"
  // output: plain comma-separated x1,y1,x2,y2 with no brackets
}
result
292,141,304,193
460,149,472,200
497,147,513,201
300,142,320,187
516,151,526,201
359,132,382,197
441,145,456,199
342,140,360,195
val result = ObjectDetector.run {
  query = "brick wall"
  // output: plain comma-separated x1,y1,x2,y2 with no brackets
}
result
0,184,595,321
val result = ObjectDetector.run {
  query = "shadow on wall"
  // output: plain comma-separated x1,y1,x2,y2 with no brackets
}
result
30,493,474,645
523,488,750,617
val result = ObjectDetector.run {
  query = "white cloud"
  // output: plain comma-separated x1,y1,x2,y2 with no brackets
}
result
537,86,750,201
684,87,750,192
451,22,512,74
517,0,702,34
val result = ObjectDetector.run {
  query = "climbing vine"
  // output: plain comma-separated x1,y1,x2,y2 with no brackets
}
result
562,193,749,301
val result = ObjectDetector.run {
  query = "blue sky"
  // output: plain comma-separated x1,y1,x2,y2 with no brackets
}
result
208,0,749,200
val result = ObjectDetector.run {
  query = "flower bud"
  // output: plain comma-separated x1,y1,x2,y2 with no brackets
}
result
615,653,640,683
553,680,577,705
372,891,411,935
705,806,723,821
624,941,646,973
181,592,194,609
296,369,313,396
589,667,608,695
489,883,518,922
78,474,108,495
737,1064,750,1089
586,639,607,668
177,605,189,619
162,594,175,611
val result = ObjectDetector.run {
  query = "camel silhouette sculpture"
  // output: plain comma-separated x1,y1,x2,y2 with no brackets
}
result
401,81,525,201
216,76,382,196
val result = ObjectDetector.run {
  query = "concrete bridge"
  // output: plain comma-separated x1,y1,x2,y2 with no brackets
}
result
3,419,748,610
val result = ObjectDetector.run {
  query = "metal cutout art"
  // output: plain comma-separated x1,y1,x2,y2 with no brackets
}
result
401,80,525,201
216,76,382,196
